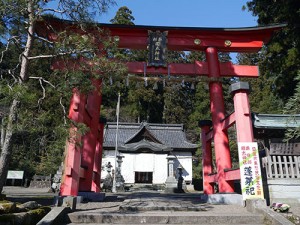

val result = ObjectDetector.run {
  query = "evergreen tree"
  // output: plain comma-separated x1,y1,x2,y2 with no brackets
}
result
245,0,300,101
110,6,135,25
237,53,284,113
0,0,125,192
283,72,300,139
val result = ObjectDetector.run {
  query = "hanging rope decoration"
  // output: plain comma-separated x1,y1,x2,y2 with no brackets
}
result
144,62,148,87
126,76,129,87
181,79,185,87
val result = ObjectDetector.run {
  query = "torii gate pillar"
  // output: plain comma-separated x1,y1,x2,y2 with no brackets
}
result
91,117,107,192
206,47,234,193
230,82,254,143
199,120,214,194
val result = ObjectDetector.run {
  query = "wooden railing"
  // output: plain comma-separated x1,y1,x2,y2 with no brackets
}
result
262,155,300,179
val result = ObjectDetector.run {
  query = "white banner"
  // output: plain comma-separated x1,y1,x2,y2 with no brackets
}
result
238,142,264,200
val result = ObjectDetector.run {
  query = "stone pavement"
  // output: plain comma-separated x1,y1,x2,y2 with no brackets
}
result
68,192,265,225
65,191,300,225
2,186,299,224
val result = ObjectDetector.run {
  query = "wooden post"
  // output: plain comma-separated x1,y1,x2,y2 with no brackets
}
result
91,116,106,192
230,82,254,142
60,91,86,196
206,47,234,193
79,79,102,192
199,120,214,194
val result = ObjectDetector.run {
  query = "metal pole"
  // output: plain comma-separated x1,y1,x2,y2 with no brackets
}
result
112,93,120,193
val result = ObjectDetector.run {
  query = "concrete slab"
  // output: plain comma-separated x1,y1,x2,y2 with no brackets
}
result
36,207,71,225
78,192,105,202
203,193,243,206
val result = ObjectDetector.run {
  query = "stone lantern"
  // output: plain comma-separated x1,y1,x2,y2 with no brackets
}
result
165,155,177,193
115,154,125,192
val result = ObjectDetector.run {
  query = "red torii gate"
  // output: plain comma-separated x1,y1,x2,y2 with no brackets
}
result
35,17,284,196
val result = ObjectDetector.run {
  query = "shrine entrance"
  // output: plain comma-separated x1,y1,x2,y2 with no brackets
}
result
135,172,153,184
35,17,284,198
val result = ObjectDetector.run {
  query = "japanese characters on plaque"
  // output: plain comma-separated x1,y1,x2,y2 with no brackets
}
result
270,139,300,155
238,142,264,200
148,30,168,67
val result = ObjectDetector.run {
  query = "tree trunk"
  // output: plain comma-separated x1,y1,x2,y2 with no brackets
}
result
19,0,34,82
0,0,34,193
0,99,19,193
0,117,5,149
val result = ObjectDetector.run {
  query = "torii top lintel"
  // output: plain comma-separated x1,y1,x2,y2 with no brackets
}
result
36,17,285,53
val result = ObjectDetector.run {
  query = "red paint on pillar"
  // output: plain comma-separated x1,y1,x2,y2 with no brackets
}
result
200,122,214,194
60,91,86,196
79,80,102,192
91,121,105,192
232,89,254,142
206,47,234,193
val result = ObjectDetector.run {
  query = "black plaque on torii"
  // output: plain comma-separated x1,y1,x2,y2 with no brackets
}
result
148,30,168,67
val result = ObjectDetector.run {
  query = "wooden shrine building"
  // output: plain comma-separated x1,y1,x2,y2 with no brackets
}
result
252,113,300,204
101,122,197,186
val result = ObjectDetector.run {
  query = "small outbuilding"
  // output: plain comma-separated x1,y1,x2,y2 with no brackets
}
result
101,122,198,187
252,113,300,205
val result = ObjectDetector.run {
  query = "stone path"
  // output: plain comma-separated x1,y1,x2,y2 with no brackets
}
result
67,192,265,225
2,186,299,224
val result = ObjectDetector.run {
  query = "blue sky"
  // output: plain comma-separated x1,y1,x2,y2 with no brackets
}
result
99,0,258,28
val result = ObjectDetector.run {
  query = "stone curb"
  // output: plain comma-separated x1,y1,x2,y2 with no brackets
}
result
68,212,264,224
37,207,71,225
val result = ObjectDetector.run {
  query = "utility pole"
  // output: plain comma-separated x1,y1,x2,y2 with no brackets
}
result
112,93,120,193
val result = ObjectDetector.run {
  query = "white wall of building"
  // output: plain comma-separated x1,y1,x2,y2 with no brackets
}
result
101,150,192,185
172,151,193,183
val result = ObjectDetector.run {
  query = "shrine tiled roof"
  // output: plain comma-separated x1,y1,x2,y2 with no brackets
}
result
103,122,198,152
252,113,300,129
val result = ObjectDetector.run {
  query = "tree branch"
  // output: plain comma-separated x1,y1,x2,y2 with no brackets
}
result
37,78,46,107
60,97,67,125
34,35,54,45
29,76,55,88
0,36,20,64
41,8,67,14
27,49,93,60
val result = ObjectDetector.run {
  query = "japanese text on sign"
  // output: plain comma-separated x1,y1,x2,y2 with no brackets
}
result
270,139,300,155
238,142,264,200
148,30,168,67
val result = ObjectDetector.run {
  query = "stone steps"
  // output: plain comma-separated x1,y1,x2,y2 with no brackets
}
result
66,224,264,225
66,211,264,224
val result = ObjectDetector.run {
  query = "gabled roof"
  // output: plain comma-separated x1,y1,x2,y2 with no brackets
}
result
124,123,162,144
103,122,198,152
252,113,300,129
118,139,171,153
252,113,300,139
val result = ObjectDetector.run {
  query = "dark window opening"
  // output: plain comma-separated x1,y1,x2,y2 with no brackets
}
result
135,172,153,184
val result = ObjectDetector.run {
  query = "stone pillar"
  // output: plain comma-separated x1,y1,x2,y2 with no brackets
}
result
206,47,234,193
230,82,254,142
199,120,214,194
115,154,125,192
165,155,177,193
